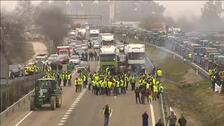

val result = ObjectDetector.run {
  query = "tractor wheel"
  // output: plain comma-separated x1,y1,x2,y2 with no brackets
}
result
50,96,56,110
56,95,62,108
30,97,35,111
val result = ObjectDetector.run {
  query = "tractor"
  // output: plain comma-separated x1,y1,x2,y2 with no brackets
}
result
30,78,62,110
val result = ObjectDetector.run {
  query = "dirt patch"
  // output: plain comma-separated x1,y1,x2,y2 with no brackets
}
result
180,69,203,85
26,41,48,64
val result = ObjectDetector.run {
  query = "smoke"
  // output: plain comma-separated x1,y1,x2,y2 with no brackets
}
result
1,8,34,64
35,5,70,49
174,1,224,32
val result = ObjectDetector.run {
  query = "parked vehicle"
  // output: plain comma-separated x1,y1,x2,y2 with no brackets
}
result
30,78,62,110
56,55,70,64
9,64,24,79
69,55,81,65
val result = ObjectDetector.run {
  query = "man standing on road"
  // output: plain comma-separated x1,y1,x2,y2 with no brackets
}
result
62,71,67,86
142,111,149,126
130,75,136,91
103,104,112,126
67,71,72,86
155,119,164,126
178,113,187,126
168,111,177,126
135,87,141,104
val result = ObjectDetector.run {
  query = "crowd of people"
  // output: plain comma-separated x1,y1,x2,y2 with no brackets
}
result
72,66,164,104
43,70,72,87
208,67,224,93
74,70,131,96
134,67,164,104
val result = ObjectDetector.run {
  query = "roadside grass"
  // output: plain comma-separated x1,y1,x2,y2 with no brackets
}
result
124,36,224,126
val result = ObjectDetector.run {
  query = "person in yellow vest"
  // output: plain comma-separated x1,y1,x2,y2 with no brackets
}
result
120,79,125,94
63,71,67,87
92,79,96,94
83,74,87,88
95,80,100,95
130,75,136,91
188,52,192,61
153,84,158,100
77,76,83,92
67,71,72,86
107,80,113,96
125,74,129,90
114,79,120,96
208,68,214,79
158,83,164,96
156,68,163,79
75,78,78,93
105,67,110,75
123,79,127,94
99,80,104,95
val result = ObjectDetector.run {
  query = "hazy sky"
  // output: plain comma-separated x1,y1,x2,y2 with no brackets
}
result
0,1,208,20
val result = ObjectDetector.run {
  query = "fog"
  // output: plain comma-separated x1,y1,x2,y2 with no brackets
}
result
1,1,224,32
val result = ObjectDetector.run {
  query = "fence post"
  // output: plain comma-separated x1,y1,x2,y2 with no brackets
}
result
160,93,167,126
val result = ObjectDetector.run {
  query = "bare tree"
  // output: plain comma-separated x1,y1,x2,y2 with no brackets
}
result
199,0,224,31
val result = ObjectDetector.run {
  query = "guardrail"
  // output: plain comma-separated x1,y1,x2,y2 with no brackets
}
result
0,90,34,122
145,52,168,125
147,43,210,125
153,45,209,79
0,73,44,123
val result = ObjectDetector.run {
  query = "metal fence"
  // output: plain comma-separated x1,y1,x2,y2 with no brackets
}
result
0,73,44,112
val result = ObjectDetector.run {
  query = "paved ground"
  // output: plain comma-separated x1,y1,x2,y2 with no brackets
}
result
2,53,162,126
64,88,159,126
1,61,98,126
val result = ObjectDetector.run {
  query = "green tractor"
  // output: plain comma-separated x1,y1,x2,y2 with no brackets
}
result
30,78,62,110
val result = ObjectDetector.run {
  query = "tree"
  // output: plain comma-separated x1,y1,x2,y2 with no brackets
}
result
199,0,224,31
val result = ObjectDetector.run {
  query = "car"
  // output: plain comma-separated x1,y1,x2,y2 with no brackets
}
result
75,49,87,61
56,55,70,64
74,61,90,73
69,55,81,65
35,54,48,64
9,64,24,79
47,54,58,64
81,43,88,50
24,63,39,76
92,40,100,49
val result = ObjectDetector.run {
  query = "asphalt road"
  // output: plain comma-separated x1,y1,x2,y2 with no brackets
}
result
64,87,161,126
2,54,162,126
1,61,98,126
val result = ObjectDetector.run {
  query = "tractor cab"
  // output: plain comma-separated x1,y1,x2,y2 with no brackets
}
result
30,78,62,110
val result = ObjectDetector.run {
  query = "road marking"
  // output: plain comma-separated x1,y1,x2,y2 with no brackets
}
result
110,109,113,117
58,89,87,126
58,123,64,126
15,111,33,126
150,103,156,126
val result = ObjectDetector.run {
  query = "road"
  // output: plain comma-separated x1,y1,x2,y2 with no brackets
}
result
1,61,98,126
2,52,162,126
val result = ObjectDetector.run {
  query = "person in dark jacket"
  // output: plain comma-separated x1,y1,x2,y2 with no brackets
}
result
168,111,177,126
142,111,149,126
135,87,141,104
155,119,164,126
103,104,112,126
178,113,187,126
